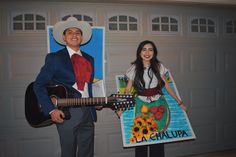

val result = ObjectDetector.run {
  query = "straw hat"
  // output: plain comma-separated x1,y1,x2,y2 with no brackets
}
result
53,17,92,45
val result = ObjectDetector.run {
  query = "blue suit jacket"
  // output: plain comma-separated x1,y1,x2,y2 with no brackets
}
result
33,47,97,122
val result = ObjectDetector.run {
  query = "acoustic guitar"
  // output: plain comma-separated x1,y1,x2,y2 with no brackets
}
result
25,82,134,128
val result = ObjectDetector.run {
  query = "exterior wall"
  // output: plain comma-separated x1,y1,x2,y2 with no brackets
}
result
0,2,236,157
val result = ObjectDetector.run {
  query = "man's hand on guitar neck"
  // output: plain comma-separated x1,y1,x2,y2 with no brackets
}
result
50,109,65,123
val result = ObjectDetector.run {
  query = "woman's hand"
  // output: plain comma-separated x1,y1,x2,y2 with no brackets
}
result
115,79,132,119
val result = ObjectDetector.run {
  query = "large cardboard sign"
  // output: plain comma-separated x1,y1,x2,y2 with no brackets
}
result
47,26,105,97
116,71,196,147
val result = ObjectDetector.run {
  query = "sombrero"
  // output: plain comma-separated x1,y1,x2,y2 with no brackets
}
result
53,17,92,45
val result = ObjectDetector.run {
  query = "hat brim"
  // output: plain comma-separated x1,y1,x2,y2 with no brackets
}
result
53,19,92,45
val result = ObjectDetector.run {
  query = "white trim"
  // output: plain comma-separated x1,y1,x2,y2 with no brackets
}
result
106,12,141,34
223,18,236,36
188,16,218,37
10,12,47,33
149,14,181,36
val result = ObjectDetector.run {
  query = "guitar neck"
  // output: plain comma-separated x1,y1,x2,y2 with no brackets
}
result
57,97,112,107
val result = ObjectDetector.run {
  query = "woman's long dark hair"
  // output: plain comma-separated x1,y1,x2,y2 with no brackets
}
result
132,40,165,92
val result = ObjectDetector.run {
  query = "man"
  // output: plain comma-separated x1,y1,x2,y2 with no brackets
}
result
33,17,97,157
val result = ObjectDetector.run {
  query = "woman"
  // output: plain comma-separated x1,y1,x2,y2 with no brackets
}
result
117,40,187,157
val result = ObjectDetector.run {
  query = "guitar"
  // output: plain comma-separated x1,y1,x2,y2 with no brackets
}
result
25,82,134,128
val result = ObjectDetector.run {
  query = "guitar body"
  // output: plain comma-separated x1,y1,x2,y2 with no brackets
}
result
25,82,52,127
25,82,71,128
25,82,135,128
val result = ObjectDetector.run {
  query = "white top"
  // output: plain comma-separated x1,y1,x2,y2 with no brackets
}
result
125,63,168,102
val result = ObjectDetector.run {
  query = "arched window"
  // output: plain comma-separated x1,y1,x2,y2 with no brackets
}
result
62,14,93,26
151,16,179,33
12,13,46,31
108,15,138,31
191,17,215,33
225,19,236,34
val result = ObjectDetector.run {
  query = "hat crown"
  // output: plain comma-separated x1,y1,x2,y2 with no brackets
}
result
67,17,77,22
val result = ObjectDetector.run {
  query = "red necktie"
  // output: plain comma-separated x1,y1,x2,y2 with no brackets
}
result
71,54,92,90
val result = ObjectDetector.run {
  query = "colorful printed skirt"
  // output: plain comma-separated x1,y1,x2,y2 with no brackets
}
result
129,96,170,142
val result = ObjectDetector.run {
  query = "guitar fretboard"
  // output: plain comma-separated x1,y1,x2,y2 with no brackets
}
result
53,94,134,107
57,97,113,107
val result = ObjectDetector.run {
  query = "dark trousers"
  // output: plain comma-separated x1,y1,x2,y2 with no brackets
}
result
135,144,165,157
56,107,94,157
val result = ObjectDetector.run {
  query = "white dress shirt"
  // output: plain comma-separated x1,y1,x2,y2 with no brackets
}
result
67,46,89,98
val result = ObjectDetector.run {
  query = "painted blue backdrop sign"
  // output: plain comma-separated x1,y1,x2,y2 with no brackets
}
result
47,26,105,96
116,71,196,147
